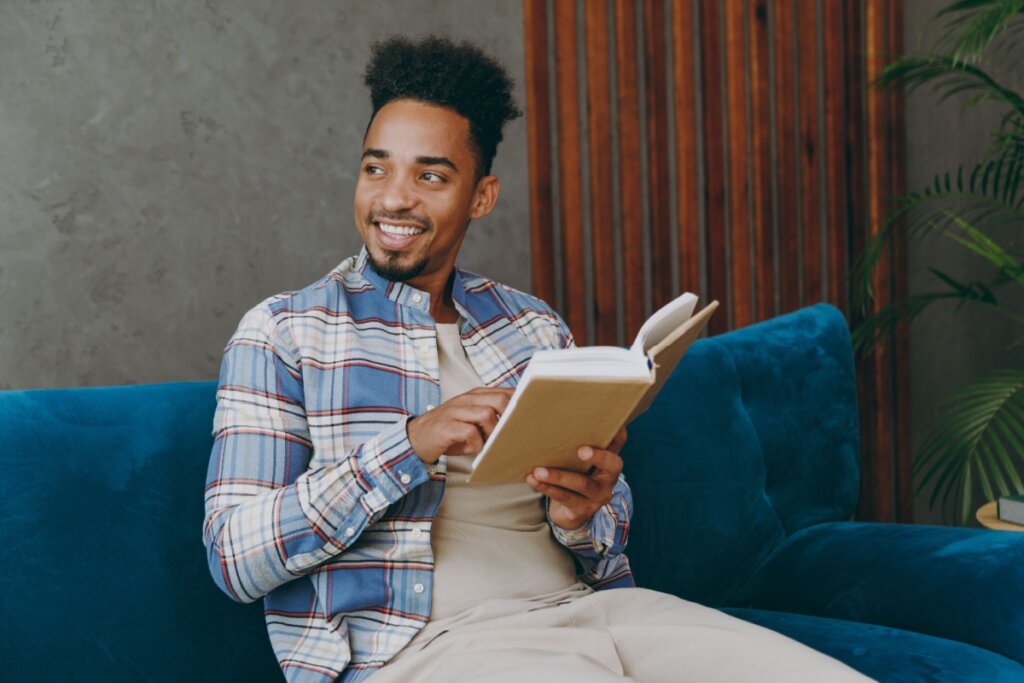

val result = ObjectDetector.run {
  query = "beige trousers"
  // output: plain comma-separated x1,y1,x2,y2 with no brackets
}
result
371,585,874,682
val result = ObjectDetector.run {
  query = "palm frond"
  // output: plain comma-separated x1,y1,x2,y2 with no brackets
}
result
878,55,1024,119
914,370,1024,525
935,0,1024,63
849,145,1024,316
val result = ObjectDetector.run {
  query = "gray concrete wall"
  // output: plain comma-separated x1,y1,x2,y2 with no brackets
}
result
0,0,528,390
903,0,1024,524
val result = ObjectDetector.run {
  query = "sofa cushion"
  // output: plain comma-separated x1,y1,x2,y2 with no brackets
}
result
0,382,279,682
622,304,859,605
622,339,785,605
722,607,1024,683
719,304,860,534
731,521,1024,666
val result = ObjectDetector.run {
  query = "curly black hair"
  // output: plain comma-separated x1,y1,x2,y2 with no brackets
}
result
364,35,522,177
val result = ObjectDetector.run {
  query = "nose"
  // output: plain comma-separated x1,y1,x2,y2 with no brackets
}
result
379,172,418,213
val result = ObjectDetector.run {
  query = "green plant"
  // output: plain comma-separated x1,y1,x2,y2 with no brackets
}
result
851,0,1024,525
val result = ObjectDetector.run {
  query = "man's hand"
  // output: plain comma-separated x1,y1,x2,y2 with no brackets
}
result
406,387,514,464
526,427,627,531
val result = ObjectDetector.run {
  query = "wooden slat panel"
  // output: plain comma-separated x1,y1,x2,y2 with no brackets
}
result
523,0,555,305
844,0,879,522
774,0,800,314
798,0,822,304
585,0,617,345
749,0,775,321
864,0,894,522
616,0,646,337
553,0,587,344
643,0,673,311
699,0,728,333
724,0,752,328
822,0,847,309
672,0,700,300
888,0,911,523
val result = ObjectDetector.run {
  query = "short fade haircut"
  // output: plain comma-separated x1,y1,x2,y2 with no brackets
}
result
363,35,522,177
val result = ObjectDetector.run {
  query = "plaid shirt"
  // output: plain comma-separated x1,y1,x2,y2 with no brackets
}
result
203,249,633,683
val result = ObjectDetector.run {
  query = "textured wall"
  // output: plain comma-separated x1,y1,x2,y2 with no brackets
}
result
0,0,528,389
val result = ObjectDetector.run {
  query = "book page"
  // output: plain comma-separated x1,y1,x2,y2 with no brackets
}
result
630,292,698,354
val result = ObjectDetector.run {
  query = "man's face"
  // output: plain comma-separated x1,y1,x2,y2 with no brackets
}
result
354,99,498,286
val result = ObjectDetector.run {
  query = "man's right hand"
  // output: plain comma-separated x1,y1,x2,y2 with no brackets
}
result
406,387,514,464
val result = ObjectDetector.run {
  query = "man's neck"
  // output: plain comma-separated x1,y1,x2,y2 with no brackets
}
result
426,271,459,323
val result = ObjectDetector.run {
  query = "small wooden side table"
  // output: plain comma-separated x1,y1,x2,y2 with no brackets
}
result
976,501,1024,531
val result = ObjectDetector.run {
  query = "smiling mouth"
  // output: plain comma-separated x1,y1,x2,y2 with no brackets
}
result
377,222,427,237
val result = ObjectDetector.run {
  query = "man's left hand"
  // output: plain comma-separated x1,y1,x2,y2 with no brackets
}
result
526,427,626,531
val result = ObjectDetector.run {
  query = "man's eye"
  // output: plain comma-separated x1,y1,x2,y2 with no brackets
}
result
364,164,385,175
421,171,445,183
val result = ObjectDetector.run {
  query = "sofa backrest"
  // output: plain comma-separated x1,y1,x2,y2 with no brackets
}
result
0,304,859,679
621,303,860,606
0,381,279,682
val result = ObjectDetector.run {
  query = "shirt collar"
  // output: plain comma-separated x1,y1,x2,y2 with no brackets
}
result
355,246,473,316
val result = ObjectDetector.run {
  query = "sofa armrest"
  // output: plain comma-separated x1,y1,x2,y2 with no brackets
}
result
730,521,1024,665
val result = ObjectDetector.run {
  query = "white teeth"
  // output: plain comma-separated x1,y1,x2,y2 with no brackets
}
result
378,223,425,237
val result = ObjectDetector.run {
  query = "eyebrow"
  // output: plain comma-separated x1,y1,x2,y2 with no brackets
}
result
361,148,459,173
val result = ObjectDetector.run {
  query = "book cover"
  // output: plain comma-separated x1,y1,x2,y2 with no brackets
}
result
467,297,718,484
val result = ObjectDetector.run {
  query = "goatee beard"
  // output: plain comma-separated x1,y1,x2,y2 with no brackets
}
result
369,251,429,282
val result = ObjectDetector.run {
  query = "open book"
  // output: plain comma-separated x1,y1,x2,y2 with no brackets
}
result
467,293,718,484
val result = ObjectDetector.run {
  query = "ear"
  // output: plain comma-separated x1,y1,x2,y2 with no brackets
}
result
469,175,500,219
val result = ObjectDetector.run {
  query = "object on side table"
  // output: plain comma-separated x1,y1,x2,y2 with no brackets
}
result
998,495,1024,526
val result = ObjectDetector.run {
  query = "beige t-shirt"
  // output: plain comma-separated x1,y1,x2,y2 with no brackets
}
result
428,321,579,621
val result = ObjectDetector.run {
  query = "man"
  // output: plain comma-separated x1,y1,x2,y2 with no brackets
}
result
204,35,870,683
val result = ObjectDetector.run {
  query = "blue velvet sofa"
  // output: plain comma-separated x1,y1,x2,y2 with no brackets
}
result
1,304,1021,682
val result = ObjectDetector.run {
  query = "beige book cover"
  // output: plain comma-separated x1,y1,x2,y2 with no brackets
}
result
468,300,718,484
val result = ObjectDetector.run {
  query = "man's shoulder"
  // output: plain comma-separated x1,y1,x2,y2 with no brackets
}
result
457,268,562,323
230,255,368,341
249,254,366,317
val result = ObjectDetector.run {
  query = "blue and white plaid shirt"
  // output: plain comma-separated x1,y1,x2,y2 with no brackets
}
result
204,249,633,683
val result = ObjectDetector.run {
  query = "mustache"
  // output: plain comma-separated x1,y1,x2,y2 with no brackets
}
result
369,210,432,231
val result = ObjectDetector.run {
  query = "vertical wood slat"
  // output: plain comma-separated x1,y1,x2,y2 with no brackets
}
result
643,0,673,312
888,0,912,523
749,0,775,321
553,0,587,345
699,0,728,334
616,0,646,338
774,0,800,314
822,0,847,309
585,0,617,345
672,0,700,300
797,0,822,305
864,0,895,522
724,0,752,328
523,0,555,305
844,0,880,522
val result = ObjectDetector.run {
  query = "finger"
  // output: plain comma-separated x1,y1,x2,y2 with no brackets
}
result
450,405,500,438
608,426,628,454
451,422,485,455
527,476,590,509
451,390,512,417
532,467,603,501
578,446,624,480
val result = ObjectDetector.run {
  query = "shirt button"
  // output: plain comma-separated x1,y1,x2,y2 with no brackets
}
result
413,583,425,594
344,527,355,538
418,343,430,354
412,293,423,303
426,404,435,411
400,473,412,485
411,528,423,538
